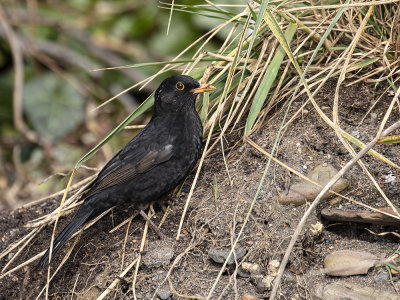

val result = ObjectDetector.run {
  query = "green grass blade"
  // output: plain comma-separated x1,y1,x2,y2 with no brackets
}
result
378,135,400,144
244,22,297,135
91,58,224,72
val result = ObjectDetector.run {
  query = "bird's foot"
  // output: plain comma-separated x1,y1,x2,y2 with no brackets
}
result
159,196,176,212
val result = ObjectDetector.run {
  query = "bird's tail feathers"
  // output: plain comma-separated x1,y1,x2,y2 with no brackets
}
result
39,208,93,267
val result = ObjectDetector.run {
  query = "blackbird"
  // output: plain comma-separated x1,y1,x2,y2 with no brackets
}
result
40,75,215,266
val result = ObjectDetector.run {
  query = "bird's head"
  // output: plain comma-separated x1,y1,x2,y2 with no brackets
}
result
154,75,215,114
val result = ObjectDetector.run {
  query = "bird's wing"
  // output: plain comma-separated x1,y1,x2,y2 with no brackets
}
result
83,141,174,199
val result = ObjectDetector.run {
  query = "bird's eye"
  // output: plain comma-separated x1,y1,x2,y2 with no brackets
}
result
176,82,184,90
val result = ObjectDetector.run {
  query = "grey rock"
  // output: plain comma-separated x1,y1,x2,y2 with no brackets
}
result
142,239,174,268
157,289,172,300
374,270,390,283
351,130,360,138
208,247,246,265
278,163,348,206
313,282,400,300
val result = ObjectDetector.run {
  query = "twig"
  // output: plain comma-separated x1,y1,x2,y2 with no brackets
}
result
0,6,37,142
109,212,139,233
132,207,152,300
96,257,139,300
168,277,205,299
71,273,80,300
120,215,134,272
166,0,174,35
284,0,400,12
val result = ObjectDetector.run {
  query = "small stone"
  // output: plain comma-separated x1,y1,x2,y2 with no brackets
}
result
242,262,261,274
267,260,280,276
371,112,378,119
209,247,246,265
157,289,172,300
242,293,257,300
7,253,14,261
310,222,324,236
313,282,400,300
142,239,174,268
278,163,348,206
351,130,360,138
374,270,389,283
261,275,274,291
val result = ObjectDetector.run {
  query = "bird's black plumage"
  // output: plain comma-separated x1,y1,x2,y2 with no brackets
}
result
40,75,215,266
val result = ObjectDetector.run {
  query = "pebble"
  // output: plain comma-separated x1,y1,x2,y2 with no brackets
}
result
278,163,348,206
242,293,257,300
242,262,261,273
7,253,14,261
313,282,400,299
256,275,274,292
208,247,246,265
157,289,172,300
351,130,360,138
267,260,280,276
142,239,174,268
374,270,389,283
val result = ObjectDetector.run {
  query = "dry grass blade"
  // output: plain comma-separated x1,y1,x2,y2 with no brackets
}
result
96,256,139,300
0,252,44,281
177,6,254,240
21,175,96,209
168,277,205,299
45,169,77,298
37,236,81,300
120,215,134,272
284,0,400,12
329,2,400,214
132,208,152,300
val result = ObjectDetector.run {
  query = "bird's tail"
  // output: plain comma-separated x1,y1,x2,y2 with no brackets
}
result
39,207,93,267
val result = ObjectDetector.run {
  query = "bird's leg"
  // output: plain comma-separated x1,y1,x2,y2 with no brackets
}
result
139,209,166,239
158,195,176,212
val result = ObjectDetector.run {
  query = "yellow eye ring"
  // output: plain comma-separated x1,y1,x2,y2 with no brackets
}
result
176,82,184,90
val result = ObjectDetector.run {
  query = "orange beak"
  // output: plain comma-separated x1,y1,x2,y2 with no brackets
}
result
190,83,216,94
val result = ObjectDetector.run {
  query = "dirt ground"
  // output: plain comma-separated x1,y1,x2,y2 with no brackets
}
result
1,78,400,299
